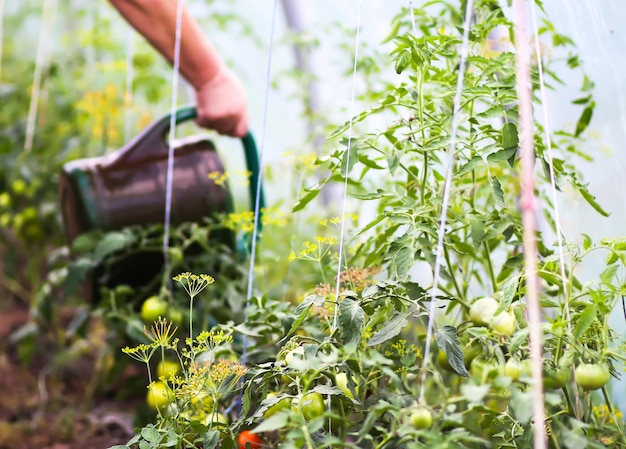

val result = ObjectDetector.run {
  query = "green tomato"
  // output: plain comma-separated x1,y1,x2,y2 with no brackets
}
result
409,407,433,430
167,307,184,326
157,359,180,379
146,380,172,411
504,358,530,381
0,192,11,209
574,363,610,391
11,179,26,195
489,310,516,336
141,296,169,323
263,392,291,419
543,365,571,389
470,357,502,380
469,297,499,326
292,392,325,421
284,346,305,366
336,372,357,399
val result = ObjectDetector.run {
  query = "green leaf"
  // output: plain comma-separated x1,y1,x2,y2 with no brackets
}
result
292,185,323,212
435,325,469,377
582,234,592,250
574,101,594,137
501,122,519,150
94,231,133,261
573,305,596,339
395,50,411,74
574,181,609,217
487,147,517,163
456,155,485,176
500,275,520,310
279,295,325,344
251,412,289,433
490,176,505,208
341,139,359,177
367,311,410,347
203,431,220,449
141,426,162,444
600,263,619,285
511,390,534,424
387,239,414,280
64,257,95,296
470,218,485,249
339,298,366,349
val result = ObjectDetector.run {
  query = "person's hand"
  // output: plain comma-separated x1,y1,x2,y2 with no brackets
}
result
194,66,248,137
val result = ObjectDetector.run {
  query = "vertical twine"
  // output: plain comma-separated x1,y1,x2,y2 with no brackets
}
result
514,1,547,448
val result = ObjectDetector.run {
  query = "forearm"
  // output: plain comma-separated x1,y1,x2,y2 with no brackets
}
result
109,0,223,89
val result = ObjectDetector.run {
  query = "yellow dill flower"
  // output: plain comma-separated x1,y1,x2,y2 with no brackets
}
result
144,317,179,349
173,272,215,298
122,343,157,363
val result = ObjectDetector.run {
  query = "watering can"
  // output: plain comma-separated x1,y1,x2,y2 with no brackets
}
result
59,106,264,300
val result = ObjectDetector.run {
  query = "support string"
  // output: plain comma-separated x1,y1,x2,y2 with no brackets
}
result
24,0,56,154
241,0,279,367
514,1,547,448
530,0,582,418
331,0,363,333
162,0,185,285
418,0,475,404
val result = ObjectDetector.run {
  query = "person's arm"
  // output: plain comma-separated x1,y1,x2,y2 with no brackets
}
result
109,0,248,137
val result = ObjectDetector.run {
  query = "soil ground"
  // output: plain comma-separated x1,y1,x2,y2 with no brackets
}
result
0,298,142,449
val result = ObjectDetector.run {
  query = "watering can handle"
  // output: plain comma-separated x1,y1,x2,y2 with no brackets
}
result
170,107,266,220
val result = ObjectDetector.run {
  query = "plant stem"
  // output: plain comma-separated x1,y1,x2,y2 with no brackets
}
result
443,245,465,304
562,387,578,419
482,241,498,292
189,294,195,340
602,386,626,438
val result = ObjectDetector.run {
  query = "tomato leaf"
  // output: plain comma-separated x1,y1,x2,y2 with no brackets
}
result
339,299,366,350
141,426,162,444
202,431,220,449
501,122,519,150
574,101,594,137
490,176,505,208
64,257,95,296
367,310,411,347
574,305,596,339
251,412,289,433
470,217,485,249
572,180,609,217
292,183,325,212
279,295,325,345
340,138,359,177
94,231,133,261
435,325,469,377
386,237,414,280
499,274,520,313
510,390,534,424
